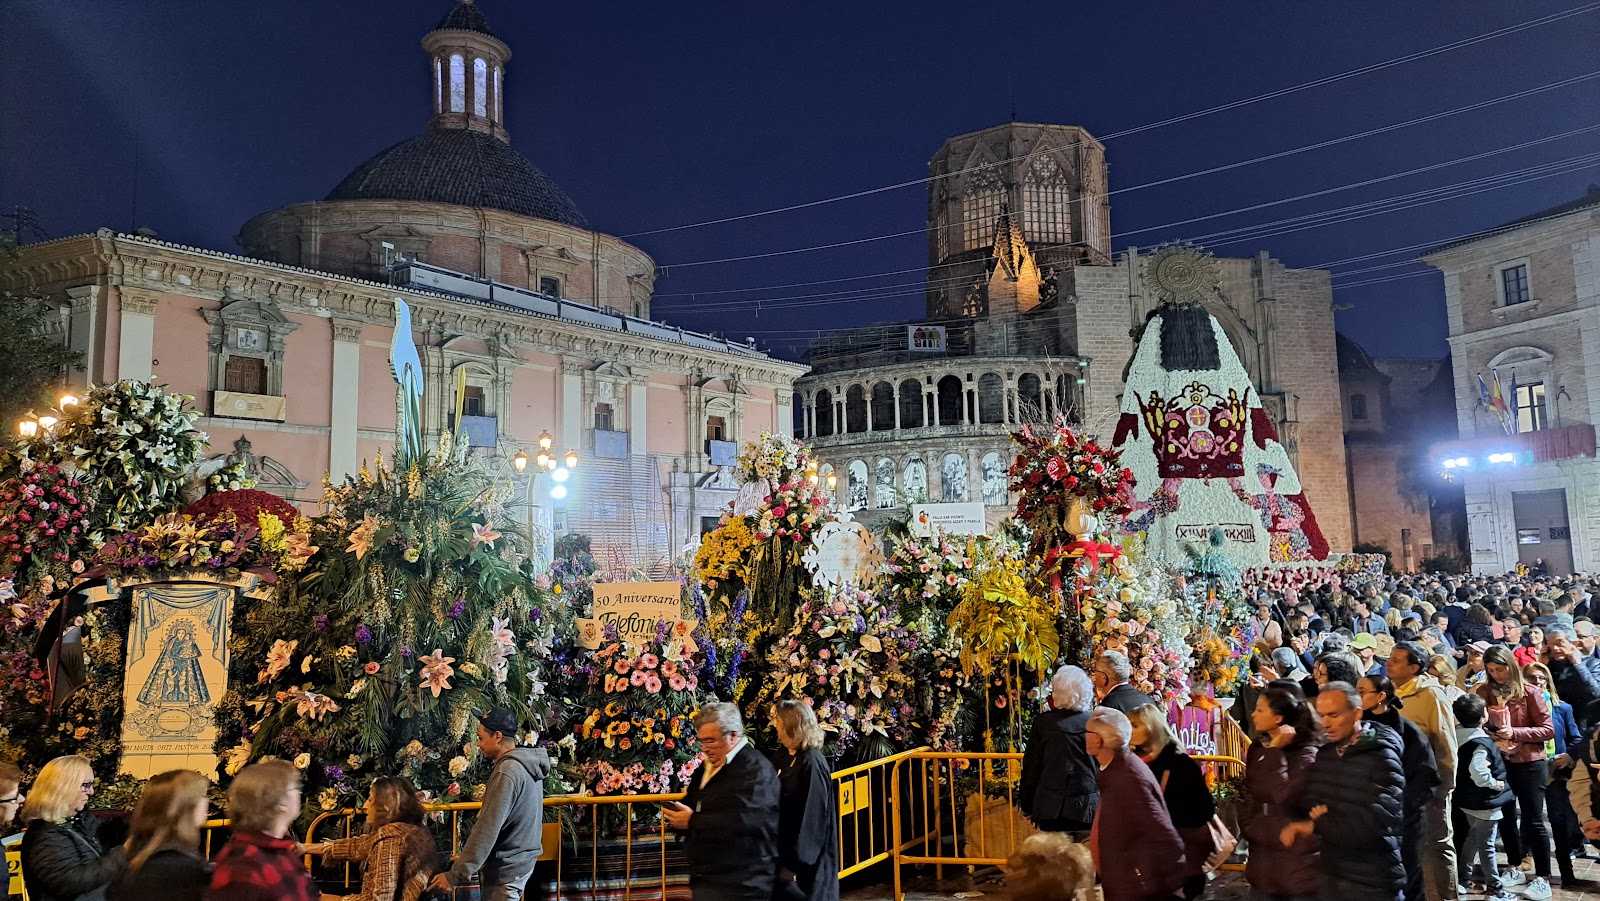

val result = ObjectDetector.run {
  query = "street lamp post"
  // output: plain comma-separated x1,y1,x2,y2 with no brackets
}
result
17,394,82,441
513,430,577,574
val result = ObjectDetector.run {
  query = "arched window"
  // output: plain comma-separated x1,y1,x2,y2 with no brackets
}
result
1023,156,1072,243
898,378,924,429
493,66,502,122
941,453,969,502
981,452,1007,507
473,58,488,117
848,460,869,511
814,390,834,437
962,173,1003,251
1017,373,1043,422
903,456,927,502
936,375,964,426
845,385,869,433
874,458,897,508
449,55,466,113
977,373,1005,424
871,382,896,431
434,58,443,113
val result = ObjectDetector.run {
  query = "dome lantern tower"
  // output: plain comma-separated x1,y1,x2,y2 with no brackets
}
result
423,0,511,144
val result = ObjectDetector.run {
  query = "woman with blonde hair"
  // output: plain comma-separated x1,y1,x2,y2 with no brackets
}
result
19,755,125,901
107,770,212,901
1128,704,1215,900
768,700,837,901
303,776,437,901
1425,654,1465,707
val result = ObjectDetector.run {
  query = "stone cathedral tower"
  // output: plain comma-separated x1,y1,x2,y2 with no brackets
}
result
925,123,1111,321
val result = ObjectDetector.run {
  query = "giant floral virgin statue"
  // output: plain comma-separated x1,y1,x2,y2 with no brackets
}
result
1113,245,1330,569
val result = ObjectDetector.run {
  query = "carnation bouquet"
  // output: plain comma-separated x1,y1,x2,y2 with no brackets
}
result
1080,547,1193,706
574,622,703,801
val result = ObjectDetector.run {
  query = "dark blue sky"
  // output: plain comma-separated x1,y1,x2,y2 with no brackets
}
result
3,1,1596,362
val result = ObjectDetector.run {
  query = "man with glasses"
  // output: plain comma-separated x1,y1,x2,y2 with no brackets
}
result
1089,650,1154,714
663,702,780,900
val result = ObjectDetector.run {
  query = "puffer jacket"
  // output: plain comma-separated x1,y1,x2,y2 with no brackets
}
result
1242,741,1320,896
1300,721,1405,899
1475,680,1553,764
1368,706,1440,820
20,817,127,901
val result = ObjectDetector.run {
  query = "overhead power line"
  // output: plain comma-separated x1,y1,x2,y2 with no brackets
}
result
653,70,1600,270
621,3,1600,239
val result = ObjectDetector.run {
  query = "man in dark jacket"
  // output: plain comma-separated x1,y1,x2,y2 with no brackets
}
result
1085,707,1186,901
1549,627,1600,734
430,708,551,901
1019,665,1099,834
1361,675,1440,901
664,702,780,901
1283,682,1406,900
1092,650,1155,714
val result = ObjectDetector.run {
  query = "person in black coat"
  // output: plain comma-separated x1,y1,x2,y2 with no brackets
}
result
1019,665,1099,835
1282,682,1406,900
664,702,781,901
1129,704,1216,900
769,701,838,901
107,770,212,901
1359,675,1439,901
19,755,126,901
1092,650,1155,714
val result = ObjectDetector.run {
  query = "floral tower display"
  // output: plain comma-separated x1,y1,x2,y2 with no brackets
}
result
215,435,569,817
1113,244,1330,569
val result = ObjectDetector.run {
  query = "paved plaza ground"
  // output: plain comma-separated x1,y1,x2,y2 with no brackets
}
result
842,851,1600,900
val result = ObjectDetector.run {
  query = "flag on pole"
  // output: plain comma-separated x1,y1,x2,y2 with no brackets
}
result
1507,370,1519,433
1477,373,1493,411
1489,370,1513,434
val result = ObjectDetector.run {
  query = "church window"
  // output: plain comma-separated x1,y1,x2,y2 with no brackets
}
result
962,175,1003,251
706,415,727,441
1082,191,1105,253
935,204,949,261
540,276,561,297
434,59,443,113
1023,156,1072,243
1515,382,1547,432
449,55,466,113
224,356,267,395
493,66,502,122
1349,393,1368,420
1498,262,1531,306
595,402,615,432
473,58,488,117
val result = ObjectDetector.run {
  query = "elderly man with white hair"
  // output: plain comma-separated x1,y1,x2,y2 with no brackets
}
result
663,702,780,901
1092,649,1156,714
1085,707,1186,901
1019,665,1099,835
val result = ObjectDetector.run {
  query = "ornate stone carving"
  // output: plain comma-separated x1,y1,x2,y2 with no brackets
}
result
1142,242,1221,306
121,292,162,316
332,322,364,343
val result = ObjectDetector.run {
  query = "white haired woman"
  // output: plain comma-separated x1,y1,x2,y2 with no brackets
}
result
769,700,838,901
19,755,126,901
1019,665,1099,836
1085,708,1186,901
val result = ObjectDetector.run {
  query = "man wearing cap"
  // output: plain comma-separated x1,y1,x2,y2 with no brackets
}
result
1350,632,1384,676
430,708,551,901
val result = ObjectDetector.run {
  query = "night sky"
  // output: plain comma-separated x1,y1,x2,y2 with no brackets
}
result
3,1,1596,362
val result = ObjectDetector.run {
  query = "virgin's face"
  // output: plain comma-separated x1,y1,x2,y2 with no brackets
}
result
1251,696,1282,735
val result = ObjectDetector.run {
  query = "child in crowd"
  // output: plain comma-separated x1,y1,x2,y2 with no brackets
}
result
1454,694,1516,901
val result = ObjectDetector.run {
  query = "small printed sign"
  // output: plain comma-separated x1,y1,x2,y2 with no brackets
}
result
577,582,696,650
907,325,946,353
910,503,987,538
1175,522,1256,543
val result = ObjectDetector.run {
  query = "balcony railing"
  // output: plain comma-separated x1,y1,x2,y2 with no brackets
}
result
1430,423,1595,469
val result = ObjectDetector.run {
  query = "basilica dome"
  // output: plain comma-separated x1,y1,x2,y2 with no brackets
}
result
325,129,587,228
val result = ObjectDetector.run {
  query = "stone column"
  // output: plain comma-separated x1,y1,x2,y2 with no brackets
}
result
118,289,160,381
65,286,99,387
329,322,363,482
776,393,793,438
629,380,648,456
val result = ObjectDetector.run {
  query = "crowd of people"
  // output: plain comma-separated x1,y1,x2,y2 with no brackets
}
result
6,702,839,901
1015,570,1600,901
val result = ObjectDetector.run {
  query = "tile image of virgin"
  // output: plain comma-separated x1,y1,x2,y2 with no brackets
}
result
136,619,210,707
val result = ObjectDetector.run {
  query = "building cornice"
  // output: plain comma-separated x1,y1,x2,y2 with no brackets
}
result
2,230,808,386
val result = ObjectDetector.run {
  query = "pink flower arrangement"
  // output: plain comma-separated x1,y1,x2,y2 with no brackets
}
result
418,649,456,697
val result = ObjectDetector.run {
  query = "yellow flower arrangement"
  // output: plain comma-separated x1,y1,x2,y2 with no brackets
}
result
692,516,756,587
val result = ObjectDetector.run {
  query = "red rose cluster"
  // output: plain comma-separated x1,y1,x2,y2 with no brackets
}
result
183,488,298,529
0,464,92,572
1009,425,1136,524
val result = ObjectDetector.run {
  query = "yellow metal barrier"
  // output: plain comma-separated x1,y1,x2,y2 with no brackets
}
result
831,746,928,879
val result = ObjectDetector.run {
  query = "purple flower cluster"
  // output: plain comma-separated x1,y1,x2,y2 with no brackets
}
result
355,624,372,644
